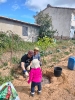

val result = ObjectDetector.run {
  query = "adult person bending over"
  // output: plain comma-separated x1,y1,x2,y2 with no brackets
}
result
21,50,34,78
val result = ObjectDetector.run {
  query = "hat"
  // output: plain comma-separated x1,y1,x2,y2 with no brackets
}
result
28,50,34,56
34,47,39,51
31,59,40,69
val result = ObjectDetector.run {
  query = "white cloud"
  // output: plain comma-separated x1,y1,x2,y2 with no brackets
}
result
53,0,75,6
25,0,75,12
25,0,52,11
0,0,7,3
12,4,20,11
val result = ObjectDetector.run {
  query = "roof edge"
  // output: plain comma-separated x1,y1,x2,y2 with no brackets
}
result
0,16,40,27
34,5,75,17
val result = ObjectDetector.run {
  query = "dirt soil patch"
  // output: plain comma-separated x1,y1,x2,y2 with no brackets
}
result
0,43,75,100
12,54,75,100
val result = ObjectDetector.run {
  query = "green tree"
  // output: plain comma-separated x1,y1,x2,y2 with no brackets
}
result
36,12,56,38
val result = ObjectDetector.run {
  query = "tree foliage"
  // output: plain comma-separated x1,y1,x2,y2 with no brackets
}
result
36,36,56,64
37,36,55,51
36,12,56,38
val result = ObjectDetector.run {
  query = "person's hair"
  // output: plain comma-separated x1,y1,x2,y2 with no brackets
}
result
28,50,34,56
31,59,40,68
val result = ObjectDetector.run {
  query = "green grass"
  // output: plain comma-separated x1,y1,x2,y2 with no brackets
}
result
11,57,20,64
0,76,14,85
64,51,70,55
3,62,8,66
0,31,36,54
0,31,75,84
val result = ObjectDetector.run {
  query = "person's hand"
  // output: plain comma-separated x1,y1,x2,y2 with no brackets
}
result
28,80,30,84
25,71,29,77
27,65,30,70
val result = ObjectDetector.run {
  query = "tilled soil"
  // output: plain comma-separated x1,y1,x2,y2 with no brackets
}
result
12,58,75,100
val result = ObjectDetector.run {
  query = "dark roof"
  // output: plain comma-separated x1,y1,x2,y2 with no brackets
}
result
46,5,75,10
0,16,40,27
34,5,75,17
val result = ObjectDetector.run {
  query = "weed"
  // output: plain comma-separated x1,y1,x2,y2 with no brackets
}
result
48,51,53,54
42,59,47,65
3,62,8,66
0,76,14,85
64,52,70,55
0,65,3,68
56,49,61,52
62,46,67,49
11,57,20,64
51,57,58,62
10,68,15,76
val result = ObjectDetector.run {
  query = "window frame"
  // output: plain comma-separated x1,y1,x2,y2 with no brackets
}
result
22,25,28,36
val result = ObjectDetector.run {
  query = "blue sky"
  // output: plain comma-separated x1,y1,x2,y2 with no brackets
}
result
0,0,75,24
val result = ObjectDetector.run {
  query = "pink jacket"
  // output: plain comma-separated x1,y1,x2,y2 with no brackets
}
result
28,68,42,84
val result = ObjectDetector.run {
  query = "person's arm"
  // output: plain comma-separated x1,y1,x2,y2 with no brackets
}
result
29,60,32,66
28,70,33,84
21,62,26,70
27,56,33,70
21,61,29,76
21,55,26,70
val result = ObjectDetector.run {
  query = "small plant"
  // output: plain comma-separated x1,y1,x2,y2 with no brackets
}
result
64,51,70,55
72,41,75,44
0,62,8,70
51,57,59,62
44,52,48,56
11,68,15,76
62,46,67,49
70,49,72,52
48,50,53,54
11,57,20,64
0,76,13,85
11,68,19,78
42,59,47,65
0,72,1,75
56,49,61,52
0,65,3,68
3,62,8,66
40,51,45,57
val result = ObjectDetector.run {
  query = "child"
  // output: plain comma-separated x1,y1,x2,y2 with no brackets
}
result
27,59,42,97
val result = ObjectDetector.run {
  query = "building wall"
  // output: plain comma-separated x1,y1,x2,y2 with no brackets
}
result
42,7,73,38
0,19,39,42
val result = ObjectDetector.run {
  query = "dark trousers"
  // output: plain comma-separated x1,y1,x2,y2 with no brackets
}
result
25,63,30,69
31,81,41,93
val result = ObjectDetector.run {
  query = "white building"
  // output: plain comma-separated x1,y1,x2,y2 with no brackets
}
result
35,5,75,39
0,16,40,42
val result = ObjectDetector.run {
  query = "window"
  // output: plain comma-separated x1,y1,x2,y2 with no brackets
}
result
74,16,75,20
71,26,74,29
22,26,28,36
